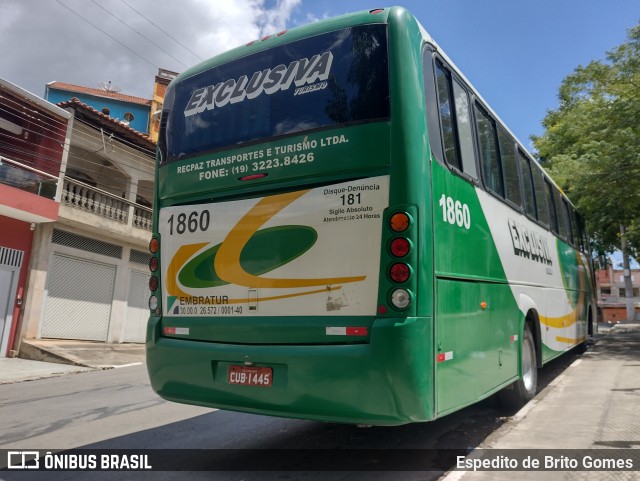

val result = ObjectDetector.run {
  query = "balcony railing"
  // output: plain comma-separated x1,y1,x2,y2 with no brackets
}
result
61,177,152,231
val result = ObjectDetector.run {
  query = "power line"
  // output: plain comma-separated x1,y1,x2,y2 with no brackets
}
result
0,115,157,179
55,0,157,69
87,0,190,69
72,116,156,155
1,97,159,168
0,141,156,198
0,105,68,141
120,0,203,63
0,132,156,180
0,96,69,136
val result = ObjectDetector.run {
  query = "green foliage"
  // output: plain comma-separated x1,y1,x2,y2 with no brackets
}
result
533,23,640,262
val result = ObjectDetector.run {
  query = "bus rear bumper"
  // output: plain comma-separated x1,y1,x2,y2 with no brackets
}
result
145,316,434,425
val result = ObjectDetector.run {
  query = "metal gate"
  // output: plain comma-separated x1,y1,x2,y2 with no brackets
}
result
0,246,23,357
123,269,149,342
42,254,116,341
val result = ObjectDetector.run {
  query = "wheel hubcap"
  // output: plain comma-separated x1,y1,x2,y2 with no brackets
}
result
522,337,534,392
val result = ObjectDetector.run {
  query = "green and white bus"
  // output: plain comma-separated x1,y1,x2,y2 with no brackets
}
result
146,7,595,425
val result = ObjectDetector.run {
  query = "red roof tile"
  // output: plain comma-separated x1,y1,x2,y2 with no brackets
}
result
57,97,156,150
48,81,152,106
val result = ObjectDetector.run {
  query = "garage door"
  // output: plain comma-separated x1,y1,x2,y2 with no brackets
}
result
123,269,149,342
42,254,116,341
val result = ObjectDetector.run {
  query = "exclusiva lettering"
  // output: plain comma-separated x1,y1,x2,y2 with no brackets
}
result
184,51,334,117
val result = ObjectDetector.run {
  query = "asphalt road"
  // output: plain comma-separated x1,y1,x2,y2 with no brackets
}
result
0,347,582,481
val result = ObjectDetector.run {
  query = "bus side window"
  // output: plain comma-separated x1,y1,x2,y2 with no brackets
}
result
497,129,522,208
557,194,573,243
545,179,559,235
434,62,461,171
577,213,589,253
452,79,477,179
475,104,504,197
532,166,550,227
433,60,478,179
569,207,580,249
518,150,537,219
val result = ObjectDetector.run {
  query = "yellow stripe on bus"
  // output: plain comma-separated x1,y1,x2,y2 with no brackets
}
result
555,336,587,344
166,242,209,297
540,253,588,329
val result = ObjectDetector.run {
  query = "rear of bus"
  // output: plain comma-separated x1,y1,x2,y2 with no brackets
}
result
146,8,434,425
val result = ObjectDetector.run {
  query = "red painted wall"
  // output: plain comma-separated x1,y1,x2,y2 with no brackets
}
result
601,306,640,323
0,184,59,221
0,215,33,355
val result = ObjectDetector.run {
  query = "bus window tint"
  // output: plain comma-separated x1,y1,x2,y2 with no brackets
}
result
532,165,550,226
498,129,521,207
570,207,580,248
578,213,589,252
435,63,461,170
557,193,572,242
475,105,503,196
164,24,389,162
518,151,536,219
545,179,559,234
452,79,477,179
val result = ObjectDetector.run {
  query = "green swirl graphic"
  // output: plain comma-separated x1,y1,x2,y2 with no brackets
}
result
178,225,318,288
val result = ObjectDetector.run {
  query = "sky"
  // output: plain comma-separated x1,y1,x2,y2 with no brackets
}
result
1,0,638,151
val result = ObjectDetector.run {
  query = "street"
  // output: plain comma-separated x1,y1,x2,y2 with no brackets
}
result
0,347,583,481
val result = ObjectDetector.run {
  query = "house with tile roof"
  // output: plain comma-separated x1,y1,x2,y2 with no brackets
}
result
45,81,152,134
17,94,157,349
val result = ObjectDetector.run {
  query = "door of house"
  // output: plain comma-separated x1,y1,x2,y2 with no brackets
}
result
123,269,149,343
0,268,18,357
42,253,116,341
0,246,23,357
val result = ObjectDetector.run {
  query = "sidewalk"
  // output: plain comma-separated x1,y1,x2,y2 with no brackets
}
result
0,339,145,384
446,322,640,480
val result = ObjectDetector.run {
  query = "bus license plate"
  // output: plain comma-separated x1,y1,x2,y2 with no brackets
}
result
228,365,272,387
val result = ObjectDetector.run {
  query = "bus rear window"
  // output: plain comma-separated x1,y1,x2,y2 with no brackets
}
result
162,24,389,163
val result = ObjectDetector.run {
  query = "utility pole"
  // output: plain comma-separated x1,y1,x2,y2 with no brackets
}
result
620,224,636,322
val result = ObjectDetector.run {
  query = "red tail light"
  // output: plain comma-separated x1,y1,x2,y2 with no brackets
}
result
390,237,410,257
389,263,410,283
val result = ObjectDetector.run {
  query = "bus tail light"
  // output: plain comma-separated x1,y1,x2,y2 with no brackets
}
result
389,263,410,283
149,237,160,313
240,173,268,181
383,209,415,313
390,212,410,232
149,237,159,254
391,289,412,309
390,237,410,257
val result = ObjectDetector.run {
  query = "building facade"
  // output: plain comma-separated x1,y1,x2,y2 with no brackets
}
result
0,78,72,357
45,82,151,135
148,69,178,142
18,98,156,349
596,264,640,322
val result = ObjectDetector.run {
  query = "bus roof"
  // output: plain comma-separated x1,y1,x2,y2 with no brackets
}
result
174,8,391,84
170,6,569,202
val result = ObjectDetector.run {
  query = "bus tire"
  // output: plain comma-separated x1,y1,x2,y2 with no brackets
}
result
499,324,537,411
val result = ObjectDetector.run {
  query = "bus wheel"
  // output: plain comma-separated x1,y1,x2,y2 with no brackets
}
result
499,324,538,411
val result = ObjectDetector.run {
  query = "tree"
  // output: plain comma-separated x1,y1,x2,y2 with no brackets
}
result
533,23,640,321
